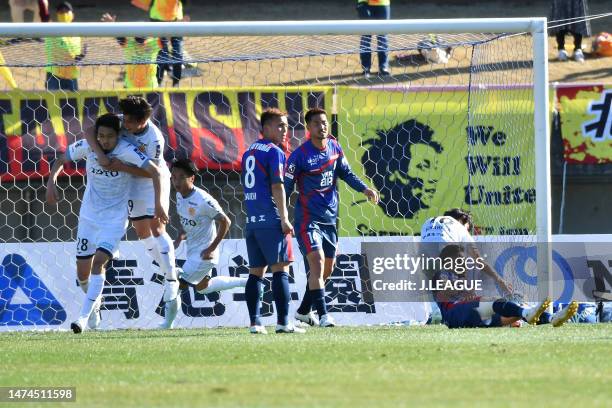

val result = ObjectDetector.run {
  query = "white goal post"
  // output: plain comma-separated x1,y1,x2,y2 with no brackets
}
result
0,17,551,237
0,18,552,329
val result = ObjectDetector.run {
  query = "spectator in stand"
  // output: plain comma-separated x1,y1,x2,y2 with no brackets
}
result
357,0,391,78
149,0,189,87
8,0,49,23
550,0,591,63
44,2,85,91
101,13,161,89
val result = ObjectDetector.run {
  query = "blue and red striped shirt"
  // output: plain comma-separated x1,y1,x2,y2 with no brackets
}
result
284,137,367,227
241,138,285,230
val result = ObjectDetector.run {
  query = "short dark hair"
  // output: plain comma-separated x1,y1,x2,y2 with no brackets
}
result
444,208,473,226
118,96,153,122
305,107,327,124
260,108,287,128
56,1,73,12
95,113,121,135
171,158,198,177
439,244,464,261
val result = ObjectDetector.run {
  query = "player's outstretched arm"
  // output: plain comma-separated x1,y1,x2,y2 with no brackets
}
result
45,154,68,205
143,161,168,223
337,154,379,203
467,245,512,295
201,213,231,260
271,182,294,235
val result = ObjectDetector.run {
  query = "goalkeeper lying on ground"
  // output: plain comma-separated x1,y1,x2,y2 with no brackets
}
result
432,244,578,329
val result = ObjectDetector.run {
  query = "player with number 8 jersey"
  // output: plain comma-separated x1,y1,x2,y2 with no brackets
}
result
240,108,303,334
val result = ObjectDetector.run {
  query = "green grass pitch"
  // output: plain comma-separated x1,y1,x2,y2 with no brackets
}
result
1,324,611,407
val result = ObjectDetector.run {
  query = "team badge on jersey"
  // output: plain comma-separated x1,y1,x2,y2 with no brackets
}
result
188,207,196,217
286,163,296,179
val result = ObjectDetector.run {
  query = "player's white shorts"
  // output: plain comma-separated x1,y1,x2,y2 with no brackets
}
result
178,253,217,286
128,172,170,220
75,218,127,258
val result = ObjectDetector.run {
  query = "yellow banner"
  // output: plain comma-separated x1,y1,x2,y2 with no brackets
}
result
558,84,612,164
337,87,536,237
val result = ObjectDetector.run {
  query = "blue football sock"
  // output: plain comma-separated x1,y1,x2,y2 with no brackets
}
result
297,255,312,315
297,282,312,315
245,274,264,326
272,272,290,326
310,288,327,317
538,311,553,325
492,299,524,318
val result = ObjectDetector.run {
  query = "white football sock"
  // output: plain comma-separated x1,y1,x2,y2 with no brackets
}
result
198,276,248,294
155,233,176,280
475,302,494,320
522,307,530,319
163,279,180,302
79,274,105,320
143,235,162,266
78,279,89,294
160,296,181,329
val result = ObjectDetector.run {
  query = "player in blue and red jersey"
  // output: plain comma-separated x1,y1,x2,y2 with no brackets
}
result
285,107,379,327
241,108,304,334
432,244,578,329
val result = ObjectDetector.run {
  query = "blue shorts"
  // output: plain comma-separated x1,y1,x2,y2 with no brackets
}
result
442,301,502,329
245,228,294,268
297,221,337,258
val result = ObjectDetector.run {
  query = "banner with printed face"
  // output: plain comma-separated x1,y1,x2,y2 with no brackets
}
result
558,84,612,164
0,87,331,181
336,86,536,237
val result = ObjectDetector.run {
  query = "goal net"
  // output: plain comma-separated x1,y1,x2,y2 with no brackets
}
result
0,19,550,330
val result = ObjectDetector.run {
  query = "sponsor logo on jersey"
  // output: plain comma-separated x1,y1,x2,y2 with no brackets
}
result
132,147,147,160
90,167,119,177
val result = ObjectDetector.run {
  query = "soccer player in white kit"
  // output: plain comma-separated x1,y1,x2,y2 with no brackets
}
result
420,209,578,328
161,159,247,328
86,96,180,328
46,113,165,333
421,208,512,292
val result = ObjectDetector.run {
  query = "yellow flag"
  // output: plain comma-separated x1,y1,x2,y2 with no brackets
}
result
0,50,17,89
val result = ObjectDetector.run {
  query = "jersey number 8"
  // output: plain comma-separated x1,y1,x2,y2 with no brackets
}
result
244,155,256,188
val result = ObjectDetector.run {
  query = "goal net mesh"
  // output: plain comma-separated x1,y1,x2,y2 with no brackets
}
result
0,27,537,329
